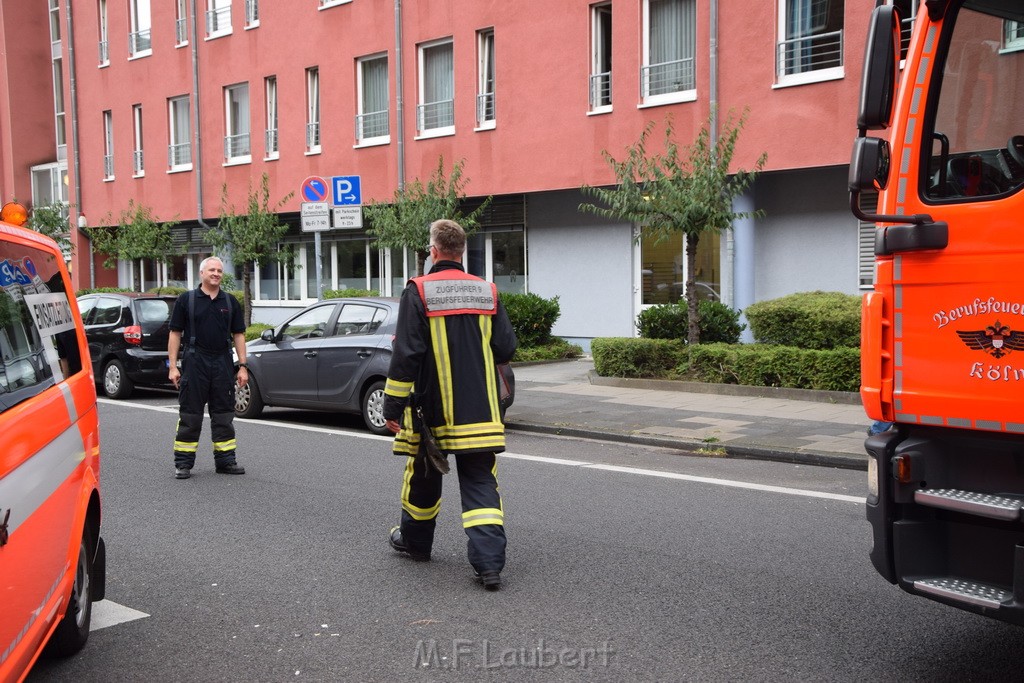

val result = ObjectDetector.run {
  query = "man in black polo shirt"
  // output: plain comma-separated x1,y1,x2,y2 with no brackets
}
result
167,256,248,479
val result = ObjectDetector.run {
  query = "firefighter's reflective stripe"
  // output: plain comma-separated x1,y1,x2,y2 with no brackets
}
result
174,442,199,453
213,439,237,452
385,378,414,399
432,422,505,451
462,507,504,528
1,563,67,669
400,457,441,520
479,315,500,421
429,316,454,425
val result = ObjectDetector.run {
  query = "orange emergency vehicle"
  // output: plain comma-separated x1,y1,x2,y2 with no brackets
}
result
852,1,1024,624
0,203,105,681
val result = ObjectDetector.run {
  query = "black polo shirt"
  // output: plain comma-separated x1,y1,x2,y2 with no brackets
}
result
169,287,245,353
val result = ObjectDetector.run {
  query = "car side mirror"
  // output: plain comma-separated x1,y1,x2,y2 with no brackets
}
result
857,5,900,131
849,137,891,192
261,329,276,342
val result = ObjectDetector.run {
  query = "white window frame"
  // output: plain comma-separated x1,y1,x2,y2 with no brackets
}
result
1004,21,1024,52
52,60,67,160
168,96,192,171
102,110,114,180
244,0,259,28
265,76,278,159
318,0,353,9
206,0,232,39
224,82,251,164
416,38,455,138
98,0,110,65
476,29,495,130
175,0,189,46
128,0,152,59
888,0,919,64
356,54,390,147
590,2,613,113
306,67,321,154
640,0,697,107
132,104,144,176
774,0,845,88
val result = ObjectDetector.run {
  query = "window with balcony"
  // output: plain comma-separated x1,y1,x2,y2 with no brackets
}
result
476,29,495,129
265,76,278,158
642,0,695,104
103,110,114,179
306,67,321,152
245,0,259,27
132,104,144,176
356,55,389,145
777,0,844,85
224,83,251,163
129,0,152,57
1005,20,1024,51
168,96,192,170
98,0,109,64
890,0,918,61
207,0,232,38
590,3,612,111
417,39,454,136
176,0,189,45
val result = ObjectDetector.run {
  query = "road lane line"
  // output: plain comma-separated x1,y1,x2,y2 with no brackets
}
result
90,600,149,631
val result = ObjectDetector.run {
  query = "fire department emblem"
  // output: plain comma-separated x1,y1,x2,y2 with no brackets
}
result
956,321,1024,359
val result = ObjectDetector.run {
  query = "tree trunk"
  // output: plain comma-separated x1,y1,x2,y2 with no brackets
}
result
242,265,252,328
685,232,700,346
417,249,429,277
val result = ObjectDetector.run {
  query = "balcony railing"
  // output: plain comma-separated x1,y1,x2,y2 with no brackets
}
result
589,71,612,109
128,28,151,55
224,133,251,160
168,142,192,167
476,92,495,126
103,154,114,178
207,6,231,35
132,150,144,174
98,39,109,63
641,58,694,98
265,128,278,155
245,0,259,24
176,17,188,44
417,99,454,132
777,29,843,78
355,110,388,140
306,122,320,149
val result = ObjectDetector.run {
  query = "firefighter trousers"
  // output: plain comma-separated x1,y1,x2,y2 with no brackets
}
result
399,451,506,573
173,351,238,469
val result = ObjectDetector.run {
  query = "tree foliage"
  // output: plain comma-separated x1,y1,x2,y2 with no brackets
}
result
208,173,294,326
87,199,179,290
27,203,73,257
580,110,767,344
365,157,491,276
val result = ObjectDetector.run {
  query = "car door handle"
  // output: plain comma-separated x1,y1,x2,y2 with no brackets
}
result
357,350,372,358
304,351,318,358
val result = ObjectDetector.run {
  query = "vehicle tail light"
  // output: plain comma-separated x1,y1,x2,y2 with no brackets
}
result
123,325,142,345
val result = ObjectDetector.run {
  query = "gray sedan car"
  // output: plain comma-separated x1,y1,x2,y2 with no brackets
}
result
235,297,399,435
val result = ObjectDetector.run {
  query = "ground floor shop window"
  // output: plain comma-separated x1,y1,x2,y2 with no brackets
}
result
466,228,526,294
639,230,719,306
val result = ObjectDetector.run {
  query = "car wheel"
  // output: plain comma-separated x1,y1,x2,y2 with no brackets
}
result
235,372,264,419
103,359,133,399
44,532,93,658
362,380,389,436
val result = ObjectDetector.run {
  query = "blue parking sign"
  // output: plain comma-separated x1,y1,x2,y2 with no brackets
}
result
332,176,362,206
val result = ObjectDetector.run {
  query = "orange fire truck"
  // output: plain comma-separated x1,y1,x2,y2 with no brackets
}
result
852,0,1024,624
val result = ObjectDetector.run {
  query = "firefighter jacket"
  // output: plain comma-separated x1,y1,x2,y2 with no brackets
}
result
383,261,518,456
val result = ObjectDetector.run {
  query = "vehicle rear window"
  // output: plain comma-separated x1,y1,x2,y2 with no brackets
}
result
0,241,82,413
137,298,172,323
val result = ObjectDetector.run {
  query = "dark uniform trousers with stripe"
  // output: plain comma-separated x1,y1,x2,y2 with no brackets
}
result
400,451,506,573
173,351,238,469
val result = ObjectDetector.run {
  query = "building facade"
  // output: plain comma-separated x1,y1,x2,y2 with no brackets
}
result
4,1,927,346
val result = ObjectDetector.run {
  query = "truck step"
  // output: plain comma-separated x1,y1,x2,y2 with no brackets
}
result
914,488,1024,521
914,577,1012,609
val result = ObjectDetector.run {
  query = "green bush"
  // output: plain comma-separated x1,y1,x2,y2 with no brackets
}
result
75,287,132,296
637,300,745,344
686,343,860,392
592,338,687,378
744,291,860,349
148,286,187,296
513,338,583,362
501,292,560,348
324,288,380,298
244,323,274,341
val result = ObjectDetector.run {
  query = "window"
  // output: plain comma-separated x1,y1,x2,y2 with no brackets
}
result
132,104,144,175
31,163,69,208
356,55,389,144
49,0,61,42
176,0,189,44
319,0,352,9
265,76,278,158
98,0,109,64
168,96,192,170
590,3,612,111
1005,20,1024,51
207,0,232,38
129,0,152,57
245,0,258,27
642,0,695,104
53,61,66,159
476,29,495,128
638,230,719,306
306,67,321,152
891,0,919,61
466,229,526,294
224,83,251,162
102,111,113,179
417,39,454,136
777,0,844,84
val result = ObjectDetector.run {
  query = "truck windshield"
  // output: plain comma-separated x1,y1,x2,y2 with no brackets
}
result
925,3,1024,200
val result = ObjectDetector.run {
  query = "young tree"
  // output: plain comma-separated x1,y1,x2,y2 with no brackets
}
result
365,157,491,277
87,199,179,291
580,111,766,345
27,203,74,258
208,173,294,326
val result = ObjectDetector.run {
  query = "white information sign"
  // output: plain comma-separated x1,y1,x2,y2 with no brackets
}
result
301,202,330,232
332,206,363,229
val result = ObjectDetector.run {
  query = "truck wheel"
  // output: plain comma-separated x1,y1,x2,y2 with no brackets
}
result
45,533,93,658
362,381,390,436
235,373,264,419
103,359,133,399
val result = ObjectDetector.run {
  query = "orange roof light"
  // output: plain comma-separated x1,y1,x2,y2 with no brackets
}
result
1,202,28,226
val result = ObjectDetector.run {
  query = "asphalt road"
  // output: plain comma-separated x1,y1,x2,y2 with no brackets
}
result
27,392,1024,682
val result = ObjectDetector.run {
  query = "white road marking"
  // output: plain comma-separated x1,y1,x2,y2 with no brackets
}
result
90,600,149,631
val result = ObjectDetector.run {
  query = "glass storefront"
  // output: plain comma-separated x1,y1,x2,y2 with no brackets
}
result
640,230,719,306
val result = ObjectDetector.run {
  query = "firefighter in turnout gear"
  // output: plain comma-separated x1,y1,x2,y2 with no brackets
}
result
167,256,248,479
384,219,518,591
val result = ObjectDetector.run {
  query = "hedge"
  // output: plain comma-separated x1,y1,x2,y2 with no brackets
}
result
744,290,860,349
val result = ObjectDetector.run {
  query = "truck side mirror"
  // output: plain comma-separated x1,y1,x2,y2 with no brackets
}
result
857,5,900,131
849,137,891,191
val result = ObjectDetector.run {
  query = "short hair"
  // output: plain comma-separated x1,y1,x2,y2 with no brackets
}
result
430,219,466,258
199,256,224,272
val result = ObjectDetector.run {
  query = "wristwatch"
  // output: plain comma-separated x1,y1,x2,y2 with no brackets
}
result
237,363,248,368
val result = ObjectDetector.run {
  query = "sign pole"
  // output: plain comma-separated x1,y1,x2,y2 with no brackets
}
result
314,231,323,301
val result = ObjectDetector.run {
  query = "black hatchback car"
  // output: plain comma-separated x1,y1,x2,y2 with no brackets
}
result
77,292,177,398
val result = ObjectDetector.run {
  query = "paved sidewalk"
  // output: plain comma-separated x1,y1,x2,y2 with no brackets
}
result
503,358,871,470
